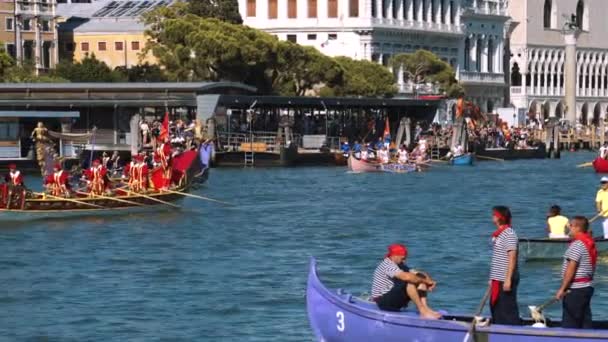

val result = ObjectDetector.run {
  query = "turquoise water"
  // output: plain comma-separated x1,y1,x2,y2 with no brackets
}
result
1,152,608,341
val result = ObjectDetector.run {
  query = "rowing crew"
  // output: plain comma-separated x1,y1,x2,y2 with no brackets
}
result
373,206,596,329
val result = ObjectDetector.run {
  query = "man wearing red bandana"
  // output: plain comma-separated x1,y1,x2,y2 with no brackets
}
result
489,206,521,325
555,216,597,329
370,243,441,319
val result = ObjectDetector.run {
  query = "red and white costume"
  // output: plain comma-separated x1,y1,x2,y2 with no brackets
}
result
44,164,71,197
153,140,172,189
84,160,108,195
5,167,23,186
2,164,25,208
123,155,149,192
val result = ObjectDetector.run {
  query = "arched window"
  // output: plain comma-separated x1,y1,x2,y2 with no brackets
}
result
464,37,470,71
576,0,585,30
543,0,552,29
487,39,494,72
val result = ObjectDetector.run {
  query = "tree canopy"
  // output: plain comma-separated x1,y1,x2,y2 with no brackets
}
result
188,0,242,24
52,54,126,82
323,57,396,97
390,50,464,97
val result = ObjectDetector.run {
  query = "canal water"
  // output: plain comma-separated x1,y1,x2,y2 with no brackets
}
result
1,152,607,341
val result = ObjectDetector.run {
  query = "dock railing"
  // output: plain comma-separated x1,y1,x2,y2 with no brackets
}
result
217,131,303,153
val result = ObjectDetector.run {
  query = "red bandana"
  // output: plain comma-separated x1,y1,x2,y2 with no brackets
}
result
572,232,598,269
492,224,511,239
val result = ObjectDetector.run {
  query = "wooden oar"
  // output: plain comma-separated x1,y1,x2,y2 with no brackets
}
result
589,210,608,223
160,189,234,206
74,190,145,207
462,285,491,342
529,297,561,323
119,187,180,208
477,155,504,162
577,161,593,168
33,192,107,209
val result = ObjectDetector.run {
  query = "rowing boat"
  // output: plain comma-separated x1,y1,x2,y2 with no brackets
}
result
347,155,418,173
307,257,608,342
0,149,206,221
519,237,608,261
450,153,474,166
592,157,608,173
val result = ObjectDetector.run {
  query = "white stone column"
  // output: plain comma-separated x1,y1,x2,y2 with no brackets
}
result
434,0,441,23
564,31,579,123
278,0,286,18
481,35,488,72
595,61,601,97
386,0,393,19
522,73,528,95
360,0,367,17
377,0,383,18
397,0,404,20
442,0,449,24
601,60,606,97
406,0,413,20
470,34,477,72
297,0,306,18
454,0,460,26
34,18,41,70
495,38,502,73
426,0,432,23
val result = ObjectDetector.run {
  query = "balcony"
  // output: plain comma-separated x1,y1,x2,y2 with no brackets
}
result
459,71,505,84
15,1,55,17
370,18,463,35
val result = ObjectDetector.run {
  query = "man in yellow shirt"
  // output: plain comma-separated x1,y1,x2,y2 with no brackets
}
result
595,177,608,238
546,205,569,239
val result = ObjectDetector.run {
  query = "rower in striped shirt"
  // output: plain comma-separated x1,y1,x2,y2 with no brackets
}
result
489,206,521,325
370,243,441,319
555,216,597,329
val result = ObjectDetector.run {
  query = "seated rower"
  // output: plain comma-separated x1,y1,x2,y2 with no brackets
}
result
397,145,409,165
371,243,441,319
378,147,390,164
341,142,350,159
547,205,569,239
554,216,597,329
454,145,464,157
353,141,362,159
44,163,71,197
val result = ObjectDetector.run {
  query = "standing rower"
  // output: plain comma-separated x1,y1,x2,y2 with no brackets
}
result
595,177,608,238
44,163,71,197
489,206,521,325
123,155,149,193
555,216,596,329
3,163,25,209
397,145,409,164
154,137,172,190
84,159,108,196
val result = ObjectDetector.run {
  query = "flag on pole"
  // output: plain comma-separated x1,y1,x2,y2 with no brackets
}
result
158,112,169,141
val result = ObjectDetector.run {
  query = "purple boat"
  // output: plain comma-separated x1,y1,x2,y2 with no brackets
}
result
307,258,608,341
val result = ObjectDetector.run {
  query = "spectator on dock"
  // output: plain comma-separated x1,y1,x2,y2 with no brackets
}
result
371,243,441,319
341,142,350,158
547,205,569,239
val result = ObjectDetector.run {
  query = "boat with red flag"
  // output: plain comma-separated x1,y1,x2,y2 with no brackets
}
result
0,147,210,221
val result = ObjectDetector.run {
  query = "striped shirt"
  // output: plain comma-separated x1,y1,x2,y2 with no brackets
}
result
562,240,594,289
490,227,518,281
371,258,409,298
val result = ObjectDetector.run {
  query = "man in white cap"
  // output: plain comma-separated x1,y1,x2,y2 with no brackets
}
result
595,176,608,238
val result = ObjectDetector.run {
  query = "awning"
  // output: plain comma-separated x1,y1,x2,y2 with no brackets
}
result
0,111,80,118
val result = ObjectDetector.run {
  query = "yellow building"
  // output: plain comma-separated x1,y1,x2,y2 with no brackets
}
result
58,0,164,68
1,0,59,70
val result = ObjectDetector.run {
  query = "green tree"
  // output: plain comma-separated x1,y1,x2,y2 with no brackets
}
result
390,50,464,97
115,63,168,82
0,47,14,80
188,0,243,24
326,57,396,97
53,54,126,82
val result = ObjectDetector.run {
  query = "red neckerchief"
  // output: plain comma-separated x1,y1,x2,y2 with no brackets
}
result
492,224,510,239
572,232,597,269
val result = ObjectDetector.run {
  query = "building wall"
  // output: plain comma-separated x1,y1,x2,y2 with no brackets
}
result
66,32,155,68
509,0,608,124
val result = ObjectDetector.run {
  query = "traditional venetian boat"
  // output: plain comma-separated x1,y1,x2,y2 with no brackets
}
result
519,237,608,261
347,155,418,173
592,157,608,173
307,258,608,342
0,149,208,221
450,153,474,166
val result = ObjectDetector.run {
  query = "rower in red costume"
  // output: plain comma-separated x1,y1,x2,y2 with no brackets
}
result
83,159,109,195
123,155,148,193
44,163,71,197
2,163,25,209
154,138,172,189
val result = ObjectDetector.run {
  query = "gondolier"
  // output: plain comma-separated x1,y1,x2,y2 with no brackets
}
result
555,216,597,329
595,177,608,238
44,163,71,197
83,159,109,196
370,243,441,319
489,206,521,325
123,155,148,193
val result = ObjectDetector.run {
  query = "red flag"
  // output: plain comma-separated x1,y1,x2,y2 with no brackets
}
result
158,112,169,141
383,117,390,140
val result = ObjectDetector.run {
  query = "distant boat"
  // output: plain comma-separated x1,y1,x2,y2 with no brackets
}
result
592,157,608,173
347,155,417,173
450,153,474,166
519,237,608,261
307,257,608,341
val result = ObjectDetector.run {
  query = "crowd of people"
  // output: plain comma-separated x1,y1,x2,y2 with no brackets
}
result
139,117,204,151
341,136,431,166
372,205,597,329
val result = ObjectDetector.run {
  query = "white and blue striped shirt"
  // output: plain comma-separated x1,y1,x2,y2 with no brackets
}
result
371,258,408,297
490,228,518,282
562,240,594,289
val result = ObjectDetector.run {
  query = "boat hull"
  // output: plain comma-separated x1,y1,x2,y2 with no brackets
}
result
519,237,608,260
592,158,608,173
347,155,417,173
307,258,608,341
470,143,547,160
450,153,474,166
